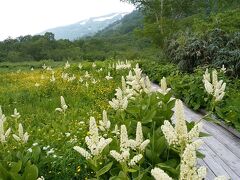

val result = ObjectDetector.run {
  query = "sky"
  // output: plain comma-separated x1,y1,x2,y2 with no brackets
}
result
0,0,135,40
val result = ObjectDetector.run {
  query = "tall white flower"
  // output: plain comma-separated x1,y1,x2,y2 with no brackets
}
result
42,64,47,70
73,146,92,160
46,66,52,71
175,100,188,146
110,150,130,163
126,64,152,94
78,63,83,69
99,110,111,132
105,72,113,80
79,77,84,83
35,83,40,87
121,76,134,99
129,122,150,151
158,77,171,95
0,106,6,123
11,108,21,119
62,73,69,80
68,74,76,82
0,116,11,143
50,74,55,82
64,61,70,69
85,71,90,78
91,78,97,84
92,63,96,68
110,124,146,167
203,69,226,102
128,154,143,166
55,96,68,113
13,123,29,143
74,117,112,159
180,140,206,180
220,65,226,73
161,100,202,148
116,60,131,70
151,167,173,180
120,125,130,151
109,88,128,111
161,120,178,146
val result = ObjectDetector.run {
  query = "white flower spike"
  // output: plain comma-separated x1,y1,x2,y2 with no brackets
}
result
13,123,29,143
11,108,21,119
55,96,68,113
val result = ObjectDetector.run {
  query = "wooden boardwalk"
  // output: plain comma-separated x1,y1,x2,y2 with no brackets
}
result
151,84,240,180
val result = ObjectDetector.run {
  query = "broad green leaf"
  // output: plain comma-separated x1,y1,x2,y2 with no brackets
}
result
96,162,113,177
22,163,38,180
10,161,22,173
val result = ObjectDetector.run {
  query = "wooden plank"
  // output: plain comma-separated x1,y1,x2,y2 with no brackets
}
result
151,83,240,179
199,145,231,179
202,120,240,159
198,159,216,180
201,143,240,179
203,137,240,177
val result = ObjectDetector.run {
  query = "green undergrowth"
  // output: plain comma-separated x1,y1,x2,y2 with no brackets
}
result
140,60,240,131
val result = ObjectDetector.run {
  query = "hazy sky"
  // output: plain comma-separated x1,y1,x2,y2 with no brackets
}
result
0,0,135,40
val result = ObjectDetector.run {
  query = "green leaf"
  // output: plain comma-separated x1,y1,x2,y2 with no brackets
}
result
196,151,205,159
22,163,38,180
142,109,156,124
32,146,41,163
199,132,210,137
10,161,22,173
96,162,113,177
0,164,10,179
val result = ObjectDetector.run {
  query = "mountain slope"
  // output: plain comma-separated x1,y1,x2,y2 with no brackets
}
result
40,12,129,40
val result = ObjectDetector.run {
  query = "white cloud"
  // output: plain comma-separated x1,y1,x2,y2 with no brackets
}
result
0,0,134,40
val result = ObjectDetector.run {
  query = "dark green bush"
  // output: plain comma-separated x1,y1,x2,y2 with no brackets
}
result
166,29,240,77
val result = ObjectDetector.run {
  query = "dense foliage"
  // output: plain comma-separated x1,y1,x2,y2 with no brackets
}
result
0,60,214,179
166,28,240,76
140,60,240,131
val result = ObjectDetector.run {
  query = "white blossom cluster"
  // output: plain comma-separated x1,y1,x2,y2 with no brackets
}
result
73,117,112,159
128,122,150,152
158,77,171,95
11,108,21,119
110,122,149,166
78,63,83,69
151,167,173,180
99,110,111,132
0,106,11,143
105,72,113,80
220,65,226,73
50,73,56,82
12,123,29,143
126,64,152,94
84,71,91,78
161,100,202,148
109,88,128,111
67,74,76,82
55,96,68,113
115,60,131,70
203,69,226,101
109,64,152,111
92,63,96,68
1,106,29,144
179,140,207,180
64,61,70,69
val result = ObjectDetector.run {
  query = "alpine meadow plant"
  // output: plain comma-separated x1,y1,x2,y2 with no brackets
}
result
12,123,29,143
55,96,68,113
203,69,226,111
